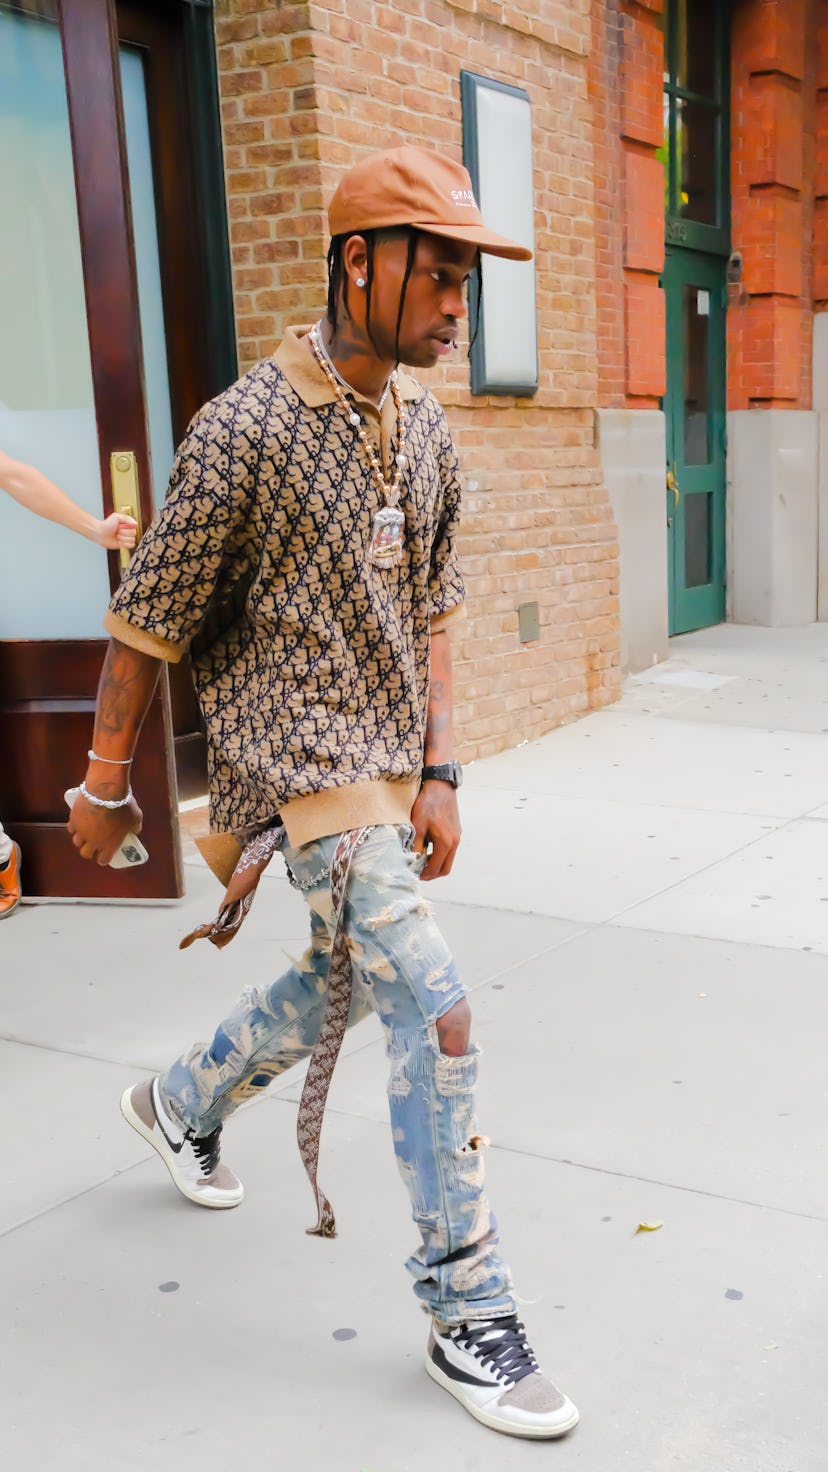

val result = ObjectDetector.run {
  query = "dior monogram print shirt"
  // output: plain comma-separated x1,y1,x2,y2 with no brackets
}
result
104,325,465,849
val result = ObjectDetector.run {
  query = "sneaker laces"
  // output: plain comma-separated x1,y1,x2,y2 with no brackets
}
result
452,1315,539,1386
188,1127,222,1176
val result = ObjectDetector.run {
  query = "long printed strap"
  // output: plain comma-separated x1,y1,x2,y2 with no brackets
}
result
296,827,372,1238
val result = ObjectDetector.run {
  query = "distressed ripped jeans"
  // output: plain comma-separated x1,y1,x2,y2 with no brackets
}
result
160,823,515,1325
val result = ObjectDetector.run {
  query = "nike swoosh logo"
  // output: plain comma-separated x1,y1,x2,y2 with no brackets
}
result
431,1341,494,1389
151,1081,184,1154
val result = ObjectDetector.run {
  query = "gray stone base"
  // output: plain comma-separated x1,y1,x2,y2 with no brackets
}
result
819,413,828,622
596,408,668,672
815,314,828,621
727,410,818,627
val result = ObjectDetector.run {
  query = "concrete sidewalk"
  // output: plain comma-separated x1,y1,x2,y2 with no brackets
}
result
3,623,828,1471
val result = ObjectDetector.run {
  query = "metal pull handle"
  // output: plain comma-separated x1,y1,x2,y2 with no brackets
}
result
666,465,680,526
110,451,142,572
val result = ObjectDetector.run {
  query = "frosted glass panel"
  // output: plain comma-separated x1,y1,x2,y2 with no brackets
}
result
474,82,537,390
120,45,175,507
0,7,112,639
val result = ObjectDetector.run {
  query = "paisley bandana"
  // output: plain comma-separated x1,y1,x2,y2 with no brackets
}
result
179,821,371,1237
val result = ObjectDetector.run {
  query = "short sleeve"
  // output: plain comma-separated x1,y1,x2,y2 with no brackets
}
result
429,421,466,630
104,393,258,663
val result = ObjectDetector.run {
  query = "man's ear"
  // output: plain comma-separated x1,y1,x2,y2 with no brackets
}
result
341,234,369,289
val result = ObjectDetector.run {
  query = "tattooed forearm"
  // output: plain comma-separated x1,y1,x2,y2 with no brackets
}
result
91,638,161,760
424,630,455,763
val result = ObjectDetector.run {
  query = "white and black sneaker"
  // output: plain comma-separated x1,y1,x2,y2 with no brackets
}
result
120,1078,243,1210
426,1314,579,1439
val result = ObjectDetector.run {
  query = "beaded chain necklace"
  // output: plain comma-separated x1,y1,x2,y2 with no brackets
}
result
309,323,408,569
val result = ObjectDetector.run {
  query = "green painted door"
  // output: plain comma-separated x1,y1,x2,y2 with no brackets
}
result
663,247,727,635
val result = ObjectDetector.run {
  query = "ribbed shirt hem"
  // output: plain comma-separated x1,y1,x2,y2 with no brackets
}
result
104,608,184,664
280,777,419,848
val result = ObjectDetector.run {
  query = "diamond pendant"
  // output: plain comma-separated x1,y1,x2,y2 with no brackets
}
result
369,505,405,569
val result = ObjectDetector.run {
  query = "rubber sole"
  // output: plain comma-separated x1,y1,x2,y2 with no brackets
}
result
119,1085,243,1210
425,1354,580,1440
0,843,22,919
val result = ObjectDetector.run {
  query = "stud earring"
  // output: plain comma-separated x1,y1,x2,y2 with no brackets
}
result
356,277,366,288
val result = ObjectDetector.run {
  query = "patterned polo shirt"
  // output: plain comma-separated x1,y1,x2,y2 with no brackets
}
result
104,325,465,849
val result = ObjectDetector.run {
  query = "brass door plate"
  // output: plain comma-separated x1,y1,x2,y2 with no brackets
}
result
110,451,142,570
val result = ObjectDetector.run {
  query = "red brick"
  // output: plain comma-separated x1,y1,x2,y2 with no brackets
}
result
741,296,802,400
623,147,665,273
814,200,828,301
746,74,805,190
620,8,664,149
733,0,807,82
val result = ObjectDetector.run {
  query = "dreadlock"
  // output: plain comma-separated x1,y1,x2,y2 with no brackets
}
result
326,228,483,360
469,255,483,354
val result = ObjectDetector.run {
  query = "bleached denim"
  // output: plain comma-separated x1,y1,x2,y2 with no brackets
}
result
161,823,515,1323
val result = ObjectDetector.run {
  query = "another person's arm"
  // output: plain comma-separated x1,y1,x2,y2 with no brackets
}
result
0,451,137,550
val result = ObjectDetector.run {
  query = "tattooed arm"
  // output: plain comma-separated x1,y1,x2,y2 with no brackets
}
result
67,638,160,865
410,629,461,880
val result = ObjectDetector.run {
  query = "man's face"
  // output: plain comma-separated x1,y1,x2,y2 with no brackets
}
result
366,232,479,368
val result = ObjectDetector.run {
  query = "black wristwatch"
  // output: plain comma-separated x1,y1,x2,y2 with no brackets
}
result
421,761,463,789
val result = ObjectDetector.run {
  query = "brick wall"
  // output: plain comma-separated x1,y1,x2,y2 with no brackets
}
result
588,0,664,411
813,3,828,311
214,0,621,760
588,0,625,407
729,0,819,409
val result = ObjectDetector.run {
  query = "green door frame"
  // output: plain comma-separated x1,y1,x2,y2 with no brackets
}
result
662,0,730,258
660,0,731,636
664,248,727,634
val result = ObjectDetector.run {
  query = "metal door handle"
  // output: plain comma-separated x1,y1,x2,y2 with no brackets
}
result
666,466,680,527
110,451,142,571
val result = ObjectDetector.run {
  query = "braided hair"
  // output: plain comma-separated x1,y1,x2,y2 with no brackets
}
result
326,227,482,360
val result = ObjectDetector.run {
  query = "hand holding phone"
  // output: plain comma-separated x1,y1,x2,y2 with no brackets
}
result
64,787,149,868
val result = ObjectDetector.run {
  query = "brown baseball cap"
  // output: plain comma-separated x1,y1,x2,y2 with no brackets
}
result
328,145,532,262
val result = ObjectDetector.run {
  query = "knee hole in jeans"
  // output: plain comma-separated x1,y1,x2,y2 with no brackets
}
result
435,997,471,1057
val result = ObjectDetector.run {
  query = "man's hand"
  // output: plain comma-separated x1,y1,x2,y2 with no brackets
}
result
411,780,461,880
65,637,160,866
68,789,144,866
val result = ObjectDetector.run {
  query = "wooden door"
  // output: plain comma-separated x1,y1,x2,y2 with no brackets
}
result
663,248,727,635
116,0,236,802
0,0,182,898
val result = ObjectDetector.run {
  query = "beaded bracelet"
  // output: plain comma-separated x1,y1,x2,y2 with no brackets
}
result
79,780,134,810
88,749,132,765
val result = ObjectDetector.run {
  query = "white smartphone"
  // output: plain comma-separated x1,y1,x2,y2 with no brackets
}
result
64,787,149,869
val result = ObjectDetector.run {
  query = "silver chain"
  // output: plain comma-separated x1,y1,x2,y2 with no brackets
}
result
312,321,392,411
79,780,133,810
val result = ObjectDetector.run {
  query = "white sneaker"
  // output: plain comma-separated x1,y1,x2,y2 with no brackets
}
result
120,1078,244,1210
426,1315,579,1439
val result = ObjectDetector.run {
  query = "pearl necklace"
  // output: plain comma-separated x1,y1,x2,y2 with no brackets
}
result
309,323,409,568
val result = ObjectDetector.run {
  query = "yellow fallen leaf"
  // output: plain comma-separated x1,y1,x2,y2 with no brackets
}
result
635,1220,664,1234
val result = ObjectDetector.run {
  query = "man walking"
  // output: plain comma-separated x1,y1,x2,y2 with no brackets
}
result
68,146,578,1440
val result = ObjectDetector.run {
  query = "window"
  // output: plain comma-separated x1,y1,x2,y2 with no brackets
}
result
661,0,730,254
460,71,538,396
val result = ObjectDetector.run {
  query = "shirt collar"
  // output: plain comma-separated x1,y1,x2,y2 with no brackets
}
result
275,324,420,409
